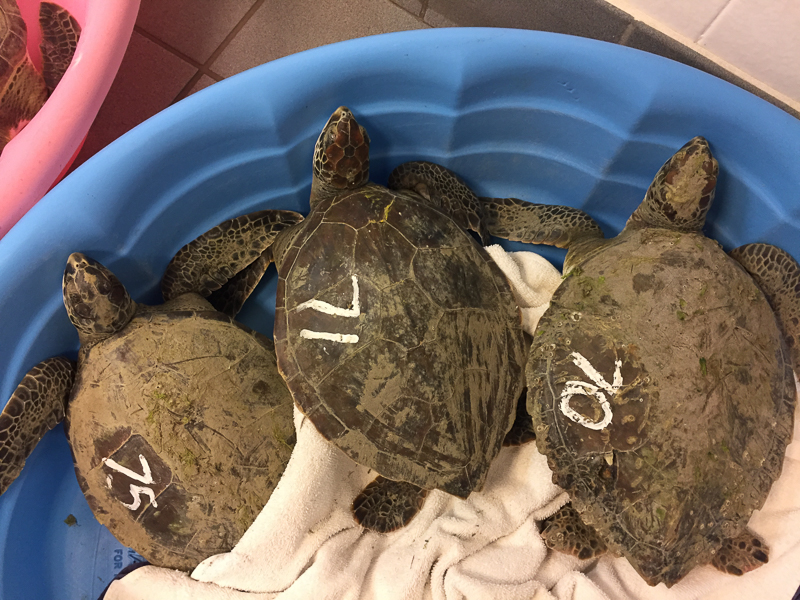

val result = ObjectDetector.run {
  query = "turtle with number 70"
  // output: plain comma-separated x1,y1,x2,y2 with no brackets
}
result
392,138,800,586
0,227,302,569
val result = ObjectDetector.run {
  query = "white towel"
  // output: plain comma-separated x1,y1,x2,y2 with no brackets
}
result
105,247,800,600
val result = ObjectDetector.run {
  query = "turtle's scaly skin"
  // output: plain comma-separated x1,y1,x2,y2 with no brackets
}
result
0,0,47,149
38,2,80,93
274,185,526,498
0,357,74,492
0,0,80,152
65,299,295,570
479,196,603,250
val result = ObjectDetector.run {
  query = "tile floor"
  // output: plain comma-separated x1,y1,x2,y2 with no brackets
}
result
70,0,796,173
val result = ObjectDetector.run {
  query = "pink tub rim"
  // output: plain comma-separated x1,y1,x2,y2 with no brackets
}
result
0,0,141,238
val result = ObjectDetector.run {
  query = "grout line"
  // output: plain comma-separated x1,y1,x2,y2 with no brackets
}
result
697,0,734,44
171,0,266,103
617,21,636,46
133,24,224,103
386,0,428,19
200,0,267,73
133,25,204,70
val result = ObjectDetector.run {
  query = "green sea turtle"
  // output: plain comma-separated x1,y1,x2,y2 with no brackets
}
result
0,232,301,569
170,106,589,533
393,138,800,586
0,0,80,154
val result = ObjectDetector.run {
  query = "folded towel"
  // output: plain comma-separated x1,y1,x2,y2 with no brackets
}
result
105,247,800,600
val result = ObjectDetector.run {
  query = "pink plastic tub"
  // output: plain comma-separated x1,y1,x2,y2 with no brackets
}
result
0,0,140,238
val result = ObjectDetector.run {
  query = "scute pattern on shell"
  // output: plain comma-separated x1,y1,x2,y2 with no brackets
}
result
388,161,489,243
528,228,795,586
275,185,526,498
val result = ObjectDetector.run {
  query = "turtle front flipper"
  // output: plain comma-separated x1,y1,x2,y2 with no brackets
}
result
729,243,800,373
38,2,81,94
0,0,48,154
540,504,607,560
387,161,490,244
0,356,75,495
162,210,303,314
711,530,769,576
480,196,603,250
352,476,429,533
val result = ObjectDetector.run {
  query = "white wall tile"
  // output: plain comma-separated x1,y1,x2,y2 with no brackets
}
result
699,0,800,101
623,0,730,40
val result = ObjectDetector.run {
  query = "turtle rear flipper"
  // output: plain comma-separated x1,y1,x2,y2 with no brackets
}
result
540,504,607,560
38,2,81,94
0,356,75,495
711,530,769,576
388,161,490,244
730,243,800,373
352,476,429,533
207,252,272,317
502,390,536,446
162,210,304,314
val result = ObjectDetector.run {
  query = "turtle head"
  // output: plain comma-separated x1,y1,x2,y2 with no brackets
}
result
62,253,136,340
310,106,371,207
626,137,718,233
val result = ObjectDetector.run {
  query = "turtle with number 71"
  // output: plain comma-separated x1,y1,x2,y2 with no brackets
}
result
391,138,800,586
162,106,550,533
0,227,301,569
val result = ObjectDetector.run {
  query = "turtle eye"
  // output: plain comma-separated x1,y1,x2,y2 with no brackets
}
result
95,275,112,295
73,302,93,319
108,283,127,305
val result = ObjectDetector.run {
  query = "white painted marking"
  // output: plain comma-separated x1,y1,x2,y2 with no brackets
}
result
559,351,624,431
103,454,154,484
296,275,361,344
297,275,360,317
119,485,158,511
300,329,359,344
103,454,159,510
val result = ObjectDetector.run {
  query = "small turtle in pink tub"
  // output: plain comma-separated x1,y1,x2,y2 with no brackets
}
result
0,224,303,569
0,0,80,153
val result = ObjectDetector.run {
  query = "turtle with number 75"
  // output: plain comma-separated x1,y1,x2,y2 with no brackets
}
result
0,230,301,569
391,138,800,586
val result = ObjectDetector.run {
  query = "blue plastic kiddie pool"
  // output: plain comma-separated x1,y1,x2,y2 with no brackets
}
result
1,28,799,600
